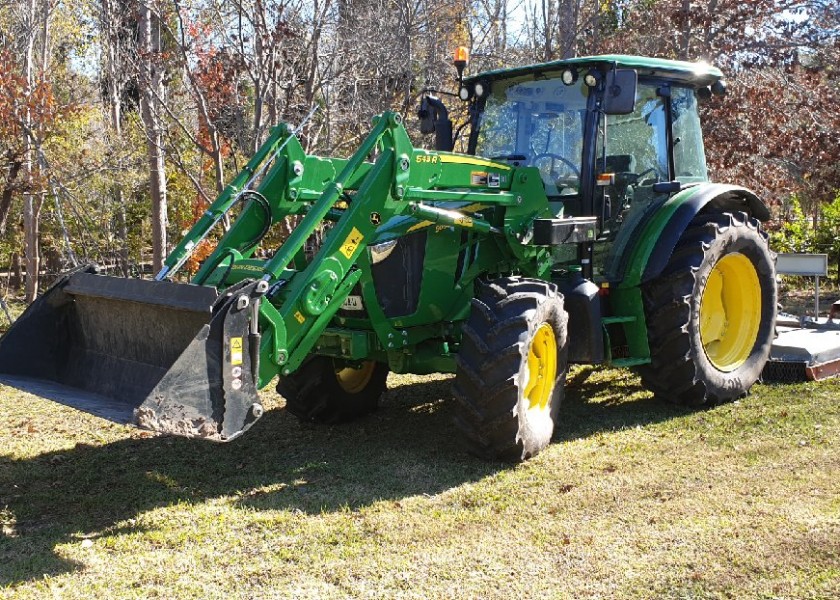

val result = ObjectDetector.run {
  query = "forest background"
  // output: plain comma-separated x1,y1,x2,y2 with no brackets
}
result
0,0,837,303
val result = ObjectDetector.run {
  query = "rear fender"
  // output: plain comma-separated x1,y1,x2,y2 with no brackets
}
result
620,183,769,288
604,183,769,365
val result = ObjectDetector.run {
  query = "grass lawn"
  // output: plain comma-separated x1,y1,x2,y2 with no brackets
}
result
0,368,838,599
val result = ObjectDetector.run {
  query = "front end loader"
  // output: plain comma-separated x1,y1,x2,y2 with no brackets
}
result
0,54,776,461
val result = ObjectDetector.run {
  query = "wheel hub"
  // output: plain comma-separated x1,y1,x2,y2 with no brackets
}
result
524,323,557,410
699,252,761,372
335,361,377,394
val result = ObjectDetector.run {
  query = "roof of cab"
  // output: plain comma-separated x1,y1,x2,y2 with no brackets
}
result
465,55,724,87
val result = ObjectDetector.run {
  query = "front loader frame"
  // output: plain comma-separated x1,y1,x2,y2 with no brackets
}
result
158,112,570,388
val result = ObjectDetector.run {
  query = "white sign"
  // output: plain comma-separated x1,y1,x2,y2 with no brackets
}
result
776,253,828,277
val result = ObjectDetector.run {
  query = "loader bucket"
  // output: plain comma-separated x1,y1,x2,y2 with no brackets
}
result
0,266,265,441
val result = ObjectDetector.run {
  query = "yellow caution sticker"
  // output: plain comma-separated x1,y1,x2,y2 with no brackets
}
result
231,337,243,366
294,310,306,324
339,227,364,259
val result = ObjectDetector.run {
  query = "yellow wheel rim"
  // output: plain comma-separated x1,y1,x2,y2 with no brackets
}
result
524,323,558,411
699,252,761,372
335,361,377,394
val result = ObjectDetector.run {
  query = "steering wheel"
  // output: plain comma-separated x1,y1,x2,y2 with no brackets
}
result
635,167,658,182
616,167,659,186
532,153,581,179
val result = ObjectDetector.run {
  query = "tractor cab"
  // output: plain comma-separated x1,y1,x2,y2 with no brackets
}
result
422,54,726,280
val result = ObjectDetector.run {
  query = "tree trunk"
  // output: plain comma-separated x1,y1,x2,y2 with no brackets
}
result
109,56,130,276
250,0,265,153
539,0,555,60
211,132,225,196
23,195,43,302
558,0,577,59
0,154,21,234
102,0,130,276
679,0,692,60
138,1,168,274
22,0,38,303
10,253,22,290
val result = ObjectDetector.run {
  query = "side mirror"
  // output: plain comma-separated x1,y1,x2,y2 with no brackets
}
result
417,97,436,135
604,69,637,115
416,95,454,151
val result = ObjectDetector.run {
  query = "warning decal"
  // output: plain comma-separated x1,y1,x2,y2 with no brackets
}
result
231,337,243,366
471,171,488,186
340,227,364,259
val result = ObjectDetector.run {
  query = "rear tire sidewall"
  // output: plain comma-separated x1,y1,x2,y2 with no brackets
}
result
687,220,775,399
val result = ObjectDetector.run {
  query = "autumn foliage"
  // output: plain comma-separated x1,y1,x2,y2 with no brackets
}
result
0,48,61,235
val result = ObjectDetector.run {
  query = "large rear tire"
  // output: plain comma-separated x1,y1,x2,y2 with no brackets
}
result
638,211,776,406
277,357,388,423
453,276,569,461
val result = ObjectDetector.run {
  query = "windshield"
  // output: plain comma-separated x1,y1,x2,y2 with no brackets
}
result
475,78,588,196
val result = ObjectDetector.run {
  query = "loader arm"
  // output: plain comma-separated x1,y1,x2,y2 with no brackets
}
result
170,111,558,390
159,123,301,281
256,113,412,379
249,112,552,385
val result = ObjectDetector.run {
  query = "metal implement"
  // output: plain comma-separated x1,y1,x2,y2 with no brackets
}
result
761,254,840,382
764,326,840,382
0,266,265,440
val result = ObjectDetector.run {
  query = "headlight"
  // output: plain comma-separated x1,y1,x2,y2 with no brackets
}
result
561,69,578,86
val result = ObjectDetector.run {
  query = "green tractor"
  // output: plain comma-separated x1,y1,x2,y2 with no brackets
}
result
0,55,776,461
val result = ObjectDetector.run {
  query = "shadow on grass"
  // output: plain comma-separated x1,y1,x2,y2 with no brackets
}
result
555,366,694,441
0,368,687,585
0,376,494,585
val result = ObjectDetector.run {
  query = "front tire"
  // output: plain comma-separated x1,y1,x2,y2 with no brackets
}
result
453,277,569,461
638,211,776,406
277,358,388,423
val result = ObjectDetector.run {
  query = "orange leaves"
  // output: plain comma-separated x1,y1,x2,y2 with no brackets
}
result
0,50,60,144
193,49,243,129
184,238,216,275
